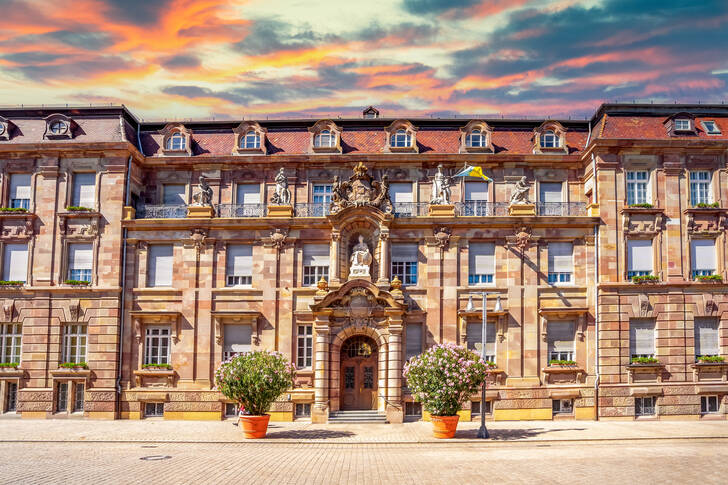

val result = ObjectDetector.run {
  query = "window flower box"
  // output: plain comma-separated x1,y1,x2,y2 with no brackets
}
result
134,366,176,387
697,355,725,364
631,356,659,364
0,363,24,377
548,359,577,366
142,363,173,370
695,202,720,209
690,359,728,382
59,361,88,369
695,274,722,283
65,206,94,212
543,363,585,384
628,203,654,209
0,281,24,287
0,207,28,213
64,279,91,286
632,275,660,284
0,362,19,368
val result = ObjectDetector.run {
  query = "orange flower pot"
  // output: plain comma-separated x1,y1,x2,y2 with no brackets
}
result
239,414,271,439
431,415,459,439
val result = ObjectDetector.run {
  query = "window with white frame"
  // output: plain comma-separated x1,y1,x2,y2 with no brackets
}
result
226,244,253,287
223,324,252,360
691,239,716,278
466,321,496,363
552,398,573,414
236,184,260,205
626,171,649,205
627,239,653,279
701,395,720,414
242,131,260,149
68,243,92,283
71,173,95,208
73,383,84,413
297,324,313,368
390,129,411,148
548,321,575,362
548,242,573,284
303,244,329,286
63,324,87,364
389,182,414,215
0,323,21,364
635,396,656,416
539,182,562,204
540,130,559,148
312,184,332,205
314,130,335,148
5,381,17,412
391,243,418,285
166,132,186,150
630,319,655,359
466,129,485,147
469,242,494,285
690,171,711,206
694,317,719,358
9,174,31,210
674,119,691,131
701,120,721,135
148,245,174,287
163,184,186,205
405,322,423,360
464,181,488,216
144,326,170,365
2,243,28,283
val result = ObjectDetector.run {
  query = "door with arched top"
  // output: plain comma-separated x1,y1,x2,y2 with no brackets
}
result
340,335,378,410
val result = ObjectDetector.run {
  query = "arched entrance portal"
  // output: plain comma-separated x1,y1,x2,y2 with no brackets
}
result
339,335,378,410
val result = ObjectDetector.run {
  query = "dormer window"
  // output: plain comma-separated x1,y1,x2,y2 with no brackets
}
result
460,120,493,153
701,120,721,135
166,132,186,151
43,113,74,139
384,120,418,153
308,120,342,153
541,130,559,148
50,120,68,135
674,119,691,131
233,121,267,155
391,129,411,148
466,129,485,147
243,131,260,149
0,115,10,141
664,112,696,136
158,123,192,156
533,121,567,154
363,106,380,119
314,130,335,148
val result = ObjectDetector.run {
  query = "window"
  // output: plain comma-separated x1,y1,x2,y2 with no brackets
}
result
548,321,575,361
314,130,335,148
148,245,174,287
145,402,165,417
303,244,329,286
690,171,711,206
242,131,260,149
225,402,239,417
2,243,28,283
223,324,252,361
471,400,491,416
390,129,411,148
144,326,170,365
63,324,87,364
163,184,186,205
49,120,68,135
5,382,17,412
701,395,720,414
540,130,559,148
466,129,485,147
539,182,562,215
56,382,68,412
9,174,31,210
73,383,84,413
391,243,418,285
466,322,496,363
626,171,649,205
635,396,656,417
68,243,92,283
552,399,573,414
630,319,655,359
674,119,691,131
627,240,653,279
548,242,573,284
405,401,422,417
226,244,253,286
236,184,260,205
405,322,422,360
389,182,413,216
464,181,488,216
701,120,721,135
691,239,716,278
0,323,21,364
165,132,186,150
71,173,95,208
297,325,313,368
312,184,332,207
694,317,719,358
295,403,311,417
469,242,494,285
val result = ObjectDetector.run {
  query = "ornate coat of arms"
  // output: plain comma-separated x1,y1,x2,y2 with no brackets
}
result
330,162,393,214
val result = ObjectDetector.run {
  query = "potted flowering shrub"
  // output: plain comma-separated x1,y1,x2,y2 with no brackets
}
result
214,350,295,439
403,343,488,439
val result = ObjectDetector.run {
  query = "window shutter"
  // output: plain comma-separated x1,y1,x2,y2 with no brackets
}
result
630,320,655,356
466,322,495,353
224,324,252,354
73,173,96,207
691,239,716,271
388,183,413,204
303,244,329,267
695,318,719,356
69,243,93,270
3,243,27,282
236,184,260,204
148,245,174,287
391,243,418,262
539,182,562,203
627,240,653,272
465,182,488,201
469,242,494,274
10,174,31,200
405,323,422,359
226,245,253,277
163,185,186,205
548,242,573,273
548,321,575,352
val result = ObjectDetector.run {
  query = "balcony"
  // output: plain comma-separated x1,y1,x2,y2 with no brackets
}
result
217,204,267,218
456,201,508,217
295,203,331,217
136,204,187,219
392,202,429,218
537,202,587,216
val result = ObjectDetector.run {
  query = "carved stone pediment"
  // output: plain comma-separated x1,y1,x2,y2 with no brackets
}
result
330,162,393,215
310,279,406,317
0,213,36,239
685,208,727,236
621,207,664,235
59,212,100,238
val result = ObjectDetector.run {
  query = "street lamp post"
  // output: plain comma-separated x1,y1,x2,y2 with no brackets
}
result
468,292,501,439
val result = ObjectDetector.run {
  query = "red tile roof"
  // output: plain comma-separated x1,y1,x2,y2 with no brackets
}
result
598,115,728,140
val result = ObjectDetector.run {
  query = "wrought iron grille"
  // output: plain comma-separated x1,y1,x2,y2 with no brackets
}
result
456,201,509,217
537,202,587,216
392,202,429,217
295,203,331,217
217,203,266,218
136,204,187,219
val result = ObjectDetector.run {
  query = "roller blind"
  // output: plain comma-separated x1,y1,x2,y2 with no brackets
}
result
3,243,27,282
405,323,422,359
548,242,573,273
389,183,413,204
627,240,653,272
236,184,260,204
466,322,495,355
72,173,95,207
224,324,252,354
540,182,562,203
465,182,488,201
469,242,494,274
694,318,719,356
10,174,31,200
303,244,329,267
226,244,253,277
548,321,575,352
691,239,716,271
69,243,93,270
148,245,173,287
391,243,418,262
630,320,655,356
163,184,186,205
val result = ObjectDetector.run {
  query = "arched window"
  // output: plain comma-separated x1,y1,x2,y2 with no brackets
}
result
540,130,558,148
466,129,485,147
314,129,335,148
391,129,411,148
49,120,68,135
166,132,186,151
242,131,260,149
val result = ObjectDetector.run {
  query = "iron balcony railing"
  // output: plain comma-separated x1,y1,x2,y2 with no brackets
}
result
217,203,267,218
455,201,509,216
136,204,187,219
393,202,429,217
537,202,587,216
295,203,331,217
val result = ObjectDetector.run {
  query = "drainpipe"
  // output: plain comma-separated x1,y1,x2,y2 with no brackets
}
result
592,152,600,420
115,148,133,414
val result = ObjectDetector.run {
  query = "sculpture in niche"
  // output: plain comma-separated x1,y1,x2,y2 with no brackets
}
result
192,175,213,206
510,176,531,204
329,162,393,214
270,168,291,205
349,235,372,278
430,164,452,205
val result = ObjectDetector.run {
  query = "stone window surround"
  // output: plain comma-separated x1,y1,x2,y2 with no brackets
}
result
1,170,35,211
0,240,31,284
51,379,87,414
211,311,261,366
540,238,581,287
130,311,181,387
65,170,99,211
308,120,342,154
0,376,22,413
462,239,502,287
383,120,418,153
158,123,192,156
214,240,260,289
0,115,13,141
43,113,75,140
688,235,721,279
624,235,659,282
159,179,190,206
459,120,494,153
532,120,567,154
58,237,99,286
233,181,263,205
232,121,267,155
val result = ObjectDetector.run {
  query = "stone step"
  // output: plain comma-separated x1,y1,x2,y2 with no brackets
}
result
329,410,387,423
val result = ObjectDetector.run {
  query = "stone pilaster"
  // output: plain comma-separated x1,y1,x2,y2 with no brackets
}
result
312,311,331,424
386,316,404,423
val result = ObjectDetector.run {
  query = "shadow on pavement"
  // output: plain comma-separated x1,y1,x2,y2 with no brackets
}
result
455,427,587,440
264,429,356,440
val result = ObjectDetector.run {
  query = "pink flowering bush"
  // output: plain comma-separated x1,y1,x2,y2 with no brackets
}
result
403,343,488,416
214,350,295,416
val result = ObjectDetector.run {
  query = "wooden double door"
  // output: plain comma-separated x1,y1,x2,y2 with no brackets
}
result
340,336,378,410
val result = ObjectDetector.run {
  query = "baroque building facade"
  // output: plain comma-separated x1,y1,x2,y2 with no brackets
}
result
0,104,726,422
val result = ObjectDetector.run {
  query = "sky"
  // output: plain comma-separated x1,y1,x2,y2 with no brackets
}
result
1,0,727,120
